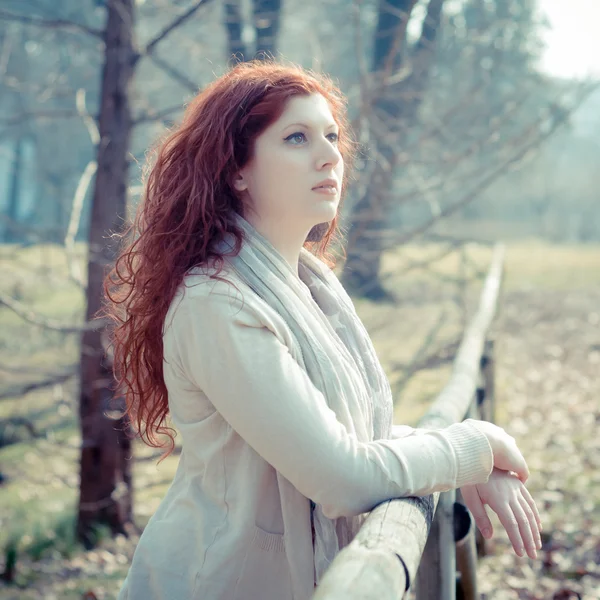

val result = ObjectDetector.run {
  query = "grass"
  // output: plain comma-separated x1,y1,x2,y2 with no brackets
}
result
0,237,599,596
381,239,600,291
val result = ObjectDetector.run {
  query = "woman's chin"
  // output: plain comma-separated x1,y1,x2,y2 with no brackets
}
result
310,202,338,220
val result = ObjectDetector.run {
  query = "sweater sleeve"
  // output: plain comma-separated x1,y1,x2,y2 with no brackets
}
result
171,290,494,520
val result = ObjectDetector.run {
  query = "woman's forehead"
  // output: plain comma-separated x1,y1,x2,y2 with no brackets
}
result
275,94,337,129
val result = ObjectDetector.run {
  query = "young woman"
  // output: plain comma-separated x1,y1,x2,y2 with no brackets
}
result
107,61,542,600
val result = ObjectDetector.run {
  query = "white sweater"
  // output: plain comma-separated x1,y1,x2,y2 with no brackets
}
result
117,268,494,600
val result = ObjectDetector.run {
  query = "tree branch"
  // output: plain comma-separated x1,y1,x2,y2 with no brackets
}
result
133,103,184,126
0,371,76,401
133,0,215,65
147,54,199,93
0,292,106,333
383,88,596,252
75,88,100,145
64,160,97,289
0,9,103,38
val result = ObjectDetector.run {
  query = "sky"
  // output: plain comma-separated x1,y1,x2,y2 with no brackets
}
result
538,0,600,79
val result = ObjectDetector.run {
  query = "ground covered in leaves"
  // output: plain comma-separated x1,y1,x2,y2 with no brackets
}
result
475,288,600,600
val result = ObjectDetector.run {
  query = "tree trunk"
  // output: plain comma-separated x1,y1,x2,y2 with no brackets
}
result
254,0,281,59
76,0,135,548
224,1,247,64
341,0,444,300
223,0,281,63
341,159,395,300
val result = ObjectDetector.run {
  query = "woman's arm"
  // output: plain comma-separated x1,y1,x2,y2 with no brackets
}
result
169,290,494,519
391,424,417,438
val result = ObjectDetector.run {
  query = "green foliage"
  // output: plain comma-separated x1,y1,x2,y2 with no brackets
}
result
0,505,116,590
2,507,79,567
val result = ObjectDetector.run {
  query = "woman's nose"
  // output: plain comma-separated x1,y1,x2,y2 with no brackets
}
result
315,139,341,169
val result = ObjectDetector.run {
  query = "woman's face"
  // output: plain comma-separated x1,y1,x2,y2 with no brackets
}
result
234,93,344,234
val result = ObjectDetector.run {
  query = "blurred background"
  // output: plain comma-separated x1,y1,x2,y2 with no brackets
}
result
0,1,598,599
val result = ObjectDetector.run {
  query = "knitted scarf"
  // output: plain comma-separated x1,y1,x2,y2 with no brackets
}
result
221,213,394,597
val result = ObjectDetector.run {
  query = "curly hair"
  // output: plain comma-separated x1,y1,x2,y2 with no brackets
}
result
103,60,357,458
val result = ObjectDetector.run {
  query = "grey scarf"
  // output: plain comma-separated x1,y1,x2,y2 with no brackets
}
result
221,213,393,596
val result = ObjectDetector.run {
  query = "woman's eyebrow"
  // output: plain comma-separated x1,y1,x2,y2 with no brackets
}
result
283,121,339,131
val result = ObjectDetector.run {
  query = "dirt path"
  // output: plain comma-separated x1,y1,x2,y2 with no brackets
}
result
476,288,600,600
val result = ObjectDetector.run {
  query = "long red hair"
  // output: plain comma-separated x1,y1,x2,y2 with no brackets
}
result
103,61,357,457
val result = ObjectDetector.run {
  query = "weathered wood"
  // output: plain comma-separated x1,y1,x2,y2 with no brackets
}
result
415,489,456,600
312,244,504,599
313,546,405,600
313,497,429,599
455,488,479,600
455,527,479,600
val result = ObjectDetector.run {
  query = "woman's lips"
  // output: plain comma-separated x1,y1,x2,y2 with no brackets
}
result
312,186,337,195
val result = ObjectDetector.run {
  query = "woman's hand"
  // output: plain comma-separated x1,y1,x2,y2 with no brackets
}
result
460,468,543,560
465,418,530,483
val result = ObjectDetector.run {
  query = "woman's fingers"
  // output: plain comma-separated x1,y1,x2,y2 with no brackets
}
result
495,504,527,558
509,500,538,559
461,486,493,539
518,494,542,551
520,485,543,533
511,496,537,558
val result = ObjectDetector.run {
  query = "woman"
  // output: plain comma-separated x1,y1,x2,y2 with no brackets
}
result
107,61,542,600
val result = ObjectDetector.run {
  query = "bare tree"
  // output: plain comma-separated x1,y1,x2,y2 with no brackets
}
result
338,0,581,301
342,0,444,300
76,0,136,546
76,0,215,545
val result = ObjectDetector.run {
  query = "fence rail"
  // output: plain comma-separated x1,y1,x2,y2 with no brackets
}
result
313,243,506,600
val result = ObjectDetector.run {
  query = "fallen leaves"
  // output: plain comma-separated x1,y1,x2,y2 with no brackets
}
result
476,288,600,600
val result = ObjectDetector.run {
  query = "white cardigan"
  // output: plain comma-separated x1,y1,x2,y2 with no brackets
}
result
117,269,494,600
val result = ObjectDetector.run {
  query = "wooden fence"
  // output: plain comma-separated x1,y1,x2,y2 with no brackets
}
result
313,243,505,600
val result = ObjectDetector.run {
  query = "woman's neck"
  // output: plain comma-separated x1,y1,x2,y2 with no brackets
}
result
244,213,311,276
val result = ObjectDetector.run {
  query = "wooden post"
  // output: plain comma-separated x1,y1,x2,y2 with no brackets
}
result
455,488,479,600
453,400,480,599
456,524,479,600
414,489,456,600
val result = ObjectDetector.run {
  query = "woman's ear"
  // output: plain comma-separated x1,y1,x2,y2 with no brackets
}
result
232,171,248,192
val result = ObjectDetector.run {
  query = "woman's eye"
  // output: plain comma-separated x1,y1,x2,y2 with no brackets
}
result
285,131,339,145
286,132,306,144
